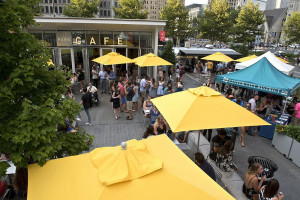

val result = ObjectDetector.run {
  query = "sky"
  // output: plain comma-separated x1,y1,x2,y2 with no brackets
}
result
185,0,208,6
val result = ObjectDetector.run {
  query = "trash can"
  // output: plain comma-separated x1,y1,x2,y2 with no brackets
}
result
248,156,278,179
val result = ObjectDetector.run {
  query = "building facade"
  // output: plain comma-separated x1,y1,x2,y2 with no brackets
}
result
29,17,166,81
185,4,206,20
40,0,71,17
262,8,288,44
287,0,300,16
266,0,290,10
145,0,185,20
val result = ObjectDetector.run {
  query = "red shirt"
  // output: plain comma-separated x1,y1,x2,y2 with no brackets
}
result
118,83,124,97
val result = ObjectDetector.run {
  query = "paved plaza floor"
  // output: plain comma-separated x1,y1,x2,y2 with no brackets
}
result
76,72,300,200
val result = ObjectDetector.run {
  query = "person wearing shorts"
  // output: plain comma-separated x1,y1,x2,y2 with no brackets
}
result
125,81,134,120
118,78,126,112
140,76,148,107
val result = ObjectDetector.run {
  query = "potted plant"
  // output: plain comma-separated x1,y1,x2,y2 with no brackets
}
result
286,126,300,167
272,125,294,156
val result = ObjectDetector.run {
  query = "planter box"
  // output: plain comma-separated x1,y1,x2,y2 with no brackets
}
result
272,132,293,156
289,139,300,167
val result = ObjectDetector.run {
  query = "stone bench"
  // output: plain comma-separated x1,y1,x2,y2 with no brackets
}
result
185,131,248,200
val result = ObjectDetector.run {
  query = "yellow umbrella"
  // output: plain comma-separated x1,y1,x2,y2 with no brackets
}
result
201,52,234,63
27,135,235,200
92,52,133,65
151,86,269,132
276,56,289,63
235,55,257,62
47,59,54,66
132,53,173,67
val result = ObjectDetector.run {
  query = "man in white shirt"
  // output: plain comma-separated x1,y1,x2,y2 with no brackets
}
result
139,76,148,107
87,82,99,103
99,67,107,94
248,94,259,113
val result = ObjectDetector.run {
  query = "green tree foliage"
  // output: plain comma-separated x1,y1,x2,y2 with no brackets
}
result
160,0,191,39
63,0,101,17
161,40,176,65
198,0,231,44
0,0,93,177
283,12,300,44
113,0,148,19
234,1,264,44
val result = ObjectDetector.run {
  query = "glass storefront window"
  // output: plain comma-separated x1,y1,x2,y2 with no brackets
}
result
31,31,43,41
141,48,153,55
74,48,84,69
86,31,99,46
114,31,127,46
72,31,86,46
140,32,152,48
43,31,57,47
100,31,113,46
127,32,139,48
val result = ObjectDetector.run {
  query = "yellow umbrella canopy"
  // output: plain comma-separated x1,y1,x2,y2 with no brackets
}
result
201,52,234,63
235,55,257,62
151,86,269,132
92,52,133,65
47,59,54,66
28,135,235,200
132,53,173,67
276,56,289,63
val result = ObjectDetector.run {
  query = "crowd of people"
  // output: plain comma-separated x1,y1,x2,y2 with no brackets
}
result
65,59,296,200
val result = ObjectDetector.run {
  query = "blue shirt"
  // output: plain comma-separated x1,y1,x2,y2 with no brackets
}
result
233,99,243,106
109,71,116,80
217,63,223,71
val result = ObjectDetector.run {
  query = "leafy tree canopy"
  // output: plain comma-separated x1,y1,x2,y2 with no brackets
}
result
234,1,264,44
161,40,176,65
198,0,231,44
63,0,101,17
283,12,300,44
0,0,93,177
160,0,191,39
113,0,148,19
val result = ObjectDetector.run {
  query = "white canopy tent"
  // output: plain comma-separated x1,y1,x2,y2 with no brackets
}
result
235,51,294,75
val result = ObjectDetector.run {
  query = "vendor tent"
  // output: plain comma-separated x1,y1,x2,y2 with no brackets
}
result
235,51,294,75
216,57,300,97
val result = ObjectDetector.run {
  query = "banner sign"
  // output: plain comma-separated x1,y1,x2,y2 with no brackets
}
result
159,30,165,42
216,76,290,96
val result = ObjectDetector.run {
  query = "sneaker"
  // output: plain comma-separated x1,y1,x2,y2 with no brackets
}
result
86,123,92,125
76,117,81,121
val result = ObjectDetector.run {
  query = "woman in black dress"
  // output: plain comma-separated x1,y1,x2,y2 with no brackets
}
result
112,84,121,120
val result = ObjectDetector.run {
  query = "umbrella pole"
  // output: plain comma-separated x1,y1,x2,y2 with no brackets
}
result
197,130,201,152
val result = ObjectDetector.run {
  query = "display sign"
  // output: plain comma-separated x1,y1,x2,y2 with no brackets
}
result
159,30,165,42
56,31,72,46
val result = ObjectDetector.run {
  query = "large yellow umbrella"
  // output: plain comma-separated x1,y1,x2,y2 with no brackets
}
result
235,55,257,62
27,135,235,200
276,56,289,63
201,52,234,63
47,59,54,66
132,53,173,67
92,52,133,65
151,86,269,132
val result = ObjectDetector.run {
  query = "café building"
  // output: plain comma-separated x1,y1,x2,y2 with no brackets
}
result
28,17,166,82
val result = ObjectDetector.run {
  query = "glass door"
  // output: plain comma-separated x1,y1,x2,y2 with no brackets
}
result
88,48,100,81
59,48,75,73
115,48,127,78
100,48,113,73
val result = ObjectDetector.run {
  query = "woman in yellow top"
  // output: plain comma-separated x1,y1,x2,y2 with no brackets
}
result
207,60,213,76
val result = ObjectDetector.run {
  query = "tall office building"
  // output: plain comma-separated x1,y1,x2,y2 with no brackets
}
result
40,0,71,17
266,0,290,9
145,0,185,20
287,0,300,16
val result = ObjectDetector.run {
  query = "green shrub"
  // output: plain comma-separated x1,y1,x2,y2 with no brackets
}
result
275,125,300,143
